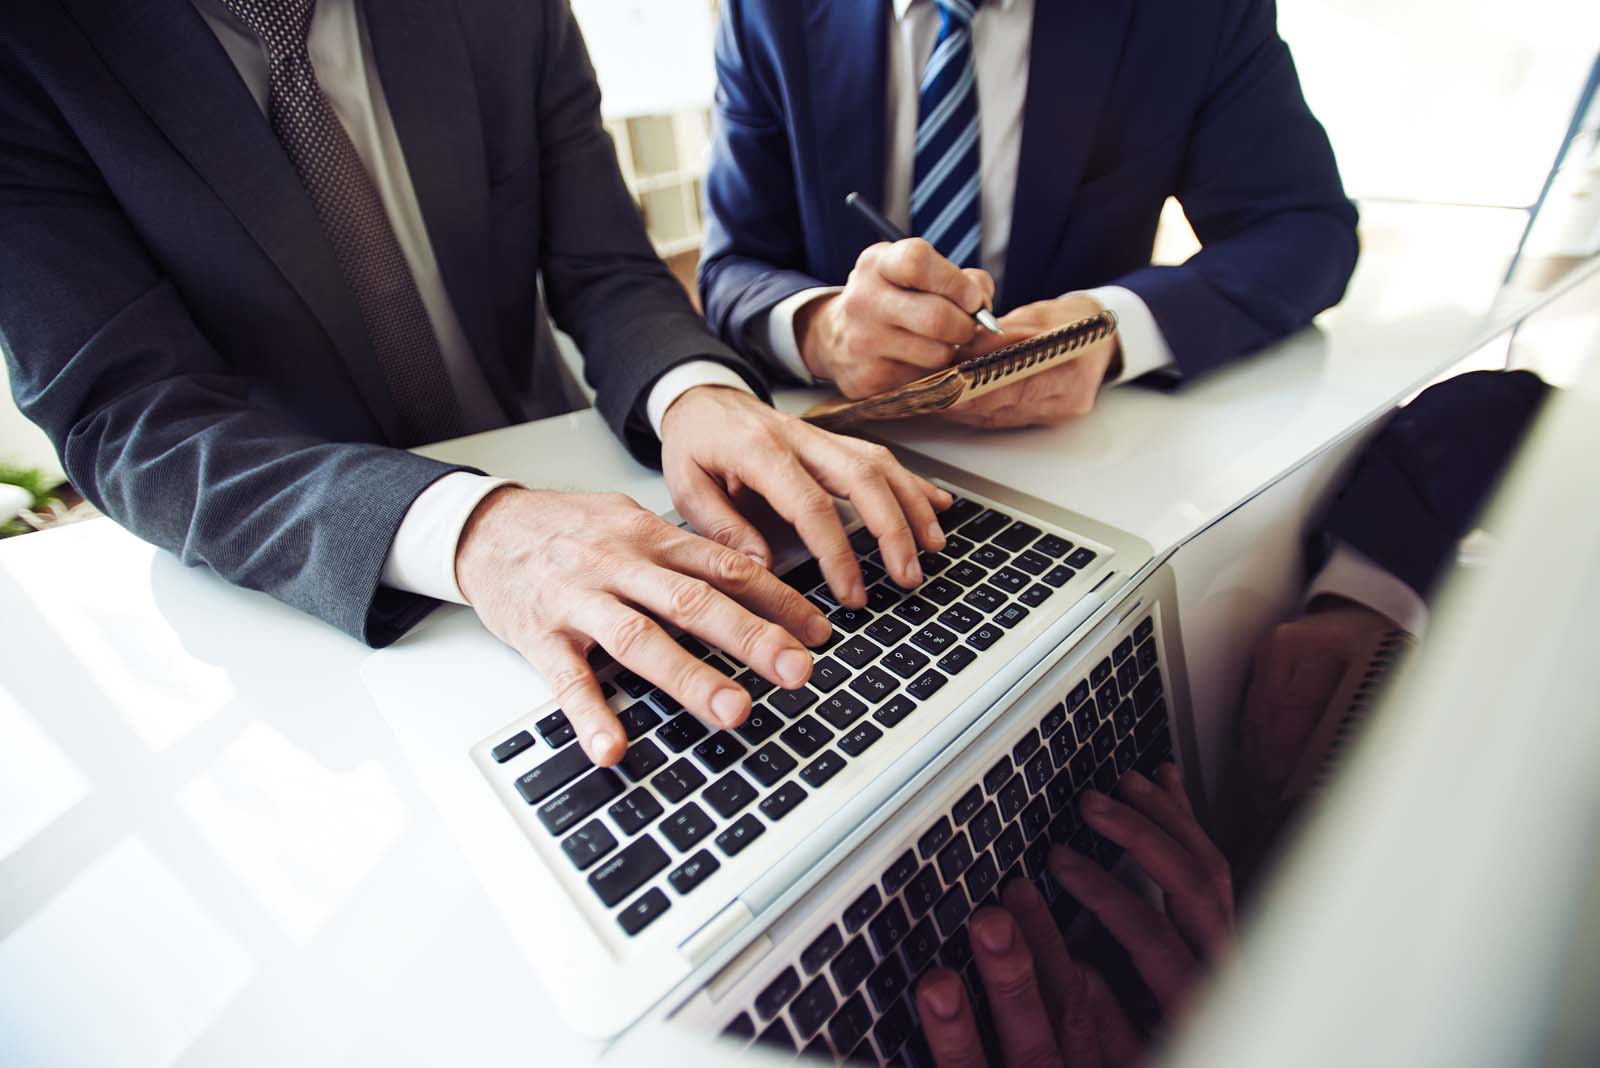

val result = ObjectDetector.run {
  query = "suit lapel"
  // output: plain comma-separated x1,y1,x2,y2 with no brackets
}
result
362,0,515,411
61,0,406,442
804,0,890,283
1000,0,1135,310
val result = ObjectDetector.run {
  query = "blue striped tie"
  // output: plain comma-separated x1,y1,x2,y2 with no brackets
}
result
911,0,984,269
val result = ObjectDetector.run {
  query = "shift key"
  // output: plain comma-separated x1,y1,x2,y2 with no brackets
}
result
515,744,592,806
589,835,670,907
538,768,624,835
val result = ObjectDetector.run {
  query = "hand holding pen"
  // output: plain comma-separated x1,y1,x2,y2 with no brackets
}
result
787,191,1004,400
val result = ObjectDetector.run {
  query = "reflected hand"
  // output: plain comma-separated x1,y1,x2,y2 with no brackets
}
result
798,237,996,398
941,294,1118,430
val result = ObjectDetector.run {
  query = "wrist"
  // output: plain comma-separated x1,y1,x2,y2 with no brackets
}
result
454,484,530,606
660,383,755,440
796,293,841,382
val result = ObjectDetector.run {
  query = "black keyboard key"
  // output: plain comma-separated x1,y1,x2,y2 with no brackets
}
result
984,757,1013,794
1013,729,1041,763
659,714,710,753
1117,657,1139,695
1068,679,1092,710
917,551,951,577
902,916,941,974
1022,796,1051,841
618,887,671,935
967,622,1003,651
516,742,592,805
839,721,883,756
1011,549,1051,577
892,597,937,625
693,732,747,773
961,509,1010,542
1041,702,1067,737
989,567,1028,594
945,560,987,587
676,634,710,659
1066,547,1098,568
652,757,705,803
1046,769,1076,814
1090,658,1114,686
937,646,977,675
1092,722,1116,763
936,602,983,634
865,582,904,613
1134,615,1155,643
951,785,984,825
790,975,838,1040
994,823,1025,873
537,768,624,835
809,657,851,693
588,835,669,907
934,885,971,940
968,801,1002,852
1114,737,1138,775
1043,564,1075,588
907,669,948,700
1069,748,1096,789
906,865,942,917
716,812,766,856
882,644,931,680
1025,748,1054,794
829,606,873,633
919,816,953,859
963,584,1005,614
937,832,975,883
1135,672,1164,714
756,966,803,1020
831,936,875,995
844,885,882,933
599,681,617,700
883,849,919,895
783,560,823,595
1071,702,1097,745
834,635,882,669
1114,699,1138,738
704,771,758,819
920,577,963,605
769,686,820,718
668,849,720,894
848,527,878,554
802,924,845,975
875,695,919,728
938,496,984,530
1137,638,1159,676
781,715,834,757
867,900,912,965
964,852,999,902
614,702,660,742
760,780,808,821
1034,534,1073,558
756,1018,794,1053
724,1012,755,1042
743,742,798,787
734,706,782,746
827,994,873,1055
493,731,535,763
872,994,915,1056
1019,583,1053,608
615,670,652,698
846,669,897,707
994,520,1042,552
968,544,1010,570
910,622,958,655
800,750,847,787
705,655,738,679
1114,636,1135,664
995,603,1030,629
865,616,912,646
1050,723,1075,767
609,787,664,835
662,802,717,852
562,820,617,870
999,774,1030,822
732,670,773,703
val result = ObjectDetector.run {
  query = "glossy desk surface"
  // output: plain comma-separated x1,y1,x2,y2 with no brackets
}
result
0,202,1560,1066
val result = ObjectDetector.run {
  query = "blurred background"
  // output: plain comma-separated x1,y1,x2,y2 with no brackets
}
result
2,0,1596,526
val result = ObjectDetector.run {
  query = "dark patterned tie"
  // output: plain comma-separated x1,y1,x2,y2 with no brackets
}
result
218,0,466,445
912,0,985,269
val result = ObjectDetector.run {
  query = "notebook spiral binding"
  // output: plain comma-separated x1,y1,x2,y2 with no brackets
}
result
962,308,1119,388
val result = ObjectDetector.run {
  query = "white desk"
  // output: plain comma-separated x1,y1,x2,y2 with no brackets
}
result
0,202,1560,1067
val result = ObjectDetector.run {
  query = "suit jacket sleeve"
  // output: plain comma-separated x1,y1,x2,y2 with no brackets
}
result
0,42,468,647
1312,370,1552,601
531,0,770,463
695,0,824,382
1112,0,1359,378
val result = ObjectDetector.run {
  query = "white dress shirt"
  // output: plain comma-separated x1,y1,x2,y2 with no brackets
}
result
1305,541,1430,637
763,0,1176,386
194,0,751,604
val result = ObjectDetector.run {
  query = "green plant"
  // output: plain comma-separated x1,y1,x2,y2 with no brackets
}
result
0,464,63,537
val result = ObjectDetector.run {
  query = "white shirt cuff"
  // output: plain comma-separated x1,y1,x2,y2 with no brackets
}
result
645,360,758,438
764,286,843,385
1305,541,1431,638
381,471,518,604
1080,285,1176,384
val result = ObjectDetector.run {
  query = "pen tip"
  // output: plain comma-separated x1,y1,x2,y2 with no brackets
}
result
976,308,1003,334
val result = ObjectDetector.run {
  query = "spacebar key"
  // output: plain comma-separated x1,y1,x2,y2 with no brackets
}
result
589,835,670,908
514,744,592,805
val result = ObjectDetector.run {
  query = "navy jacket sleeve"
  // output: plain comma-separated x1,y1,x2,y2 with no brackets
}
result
1113,0,1359,377
1313,370,1552,601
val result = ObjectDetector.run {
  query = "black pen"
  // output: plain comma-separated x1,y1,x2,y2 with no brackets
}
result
845,191,1003,335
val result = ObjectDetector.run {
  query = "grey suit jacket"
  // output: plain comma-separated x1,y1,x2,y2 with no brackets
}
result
0,0,767,645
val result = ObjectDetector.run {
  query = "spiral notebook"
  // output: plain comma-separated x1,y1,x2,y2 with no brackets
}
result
801,309,1119,431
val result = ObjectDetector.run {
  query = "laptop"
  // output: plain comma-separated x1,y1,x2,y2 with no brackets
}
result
363,449,1179,1043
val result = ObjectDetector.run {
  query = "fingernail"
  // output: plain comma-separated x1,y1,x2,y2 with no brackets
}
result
743,548,769,569
776,648,811,689
711,688,746,727
925,520,946,547
850,579,867,606
904,562,923,587
1082,790,1111,815
592,731,618,762
805,615,833,646
973,910,1014,954
922,974,963,1021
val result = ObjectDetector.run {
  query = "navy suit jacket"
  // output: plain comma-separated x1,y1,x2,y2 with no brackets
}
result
0,0,764,646
699,0,1360,382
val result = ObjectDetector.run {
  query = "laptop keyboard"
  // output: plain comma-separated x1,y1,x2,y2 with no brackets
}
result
480,492,1105,940
714,612,1172,1064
